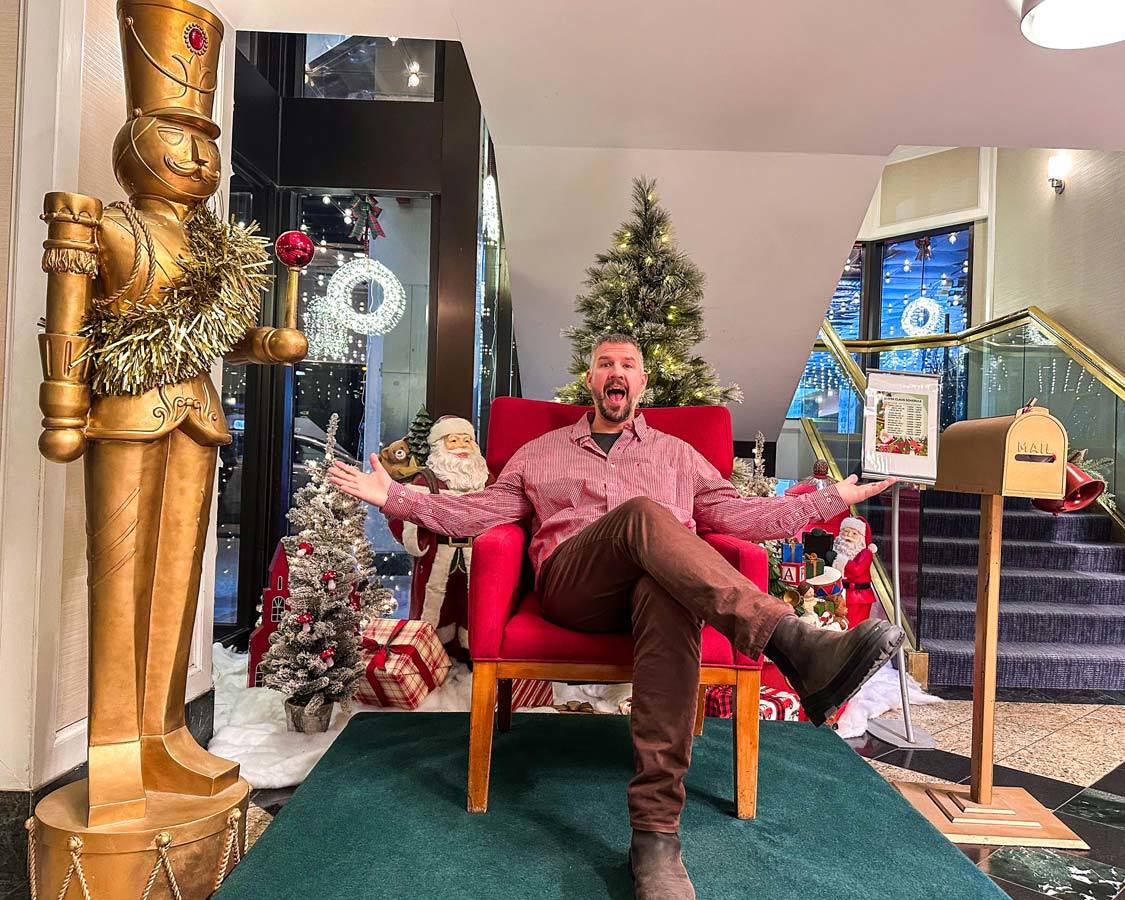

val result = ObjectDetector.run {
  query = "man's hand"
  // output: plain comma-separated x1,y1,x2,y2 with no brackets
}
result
834,473,897,506
329,454,394,508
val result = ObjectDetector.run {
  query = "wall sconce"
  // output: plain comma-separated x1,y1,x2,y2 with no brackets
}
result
1047,155,1068,194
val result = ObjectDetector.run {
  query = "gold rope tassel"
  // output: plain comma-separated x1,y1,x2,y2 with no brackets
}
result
25,818,38,900
26,822,93,900
212,808,243,892
41,247,98,277
140,832,183,900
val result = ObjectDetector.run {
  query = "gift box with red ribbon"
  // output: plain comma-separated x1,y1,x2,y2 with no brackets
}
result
511,678,554,710
356,619,452,709
704,684,802,722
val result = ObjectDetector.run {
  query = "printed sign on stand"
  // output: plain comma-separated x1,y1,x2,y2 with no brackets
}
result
861,370,941,485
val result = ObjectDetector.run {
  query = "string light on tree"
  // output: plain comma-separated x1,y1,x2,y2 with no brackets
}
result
482,174,500,244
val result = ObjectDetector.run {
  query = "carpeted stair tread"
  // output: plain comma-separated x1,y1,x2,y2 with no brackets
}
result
920,600,1125,643
919,564,1125,606
215,713,1006,900
926,638,1125,689
921,507,1111,542
916,536,1125,572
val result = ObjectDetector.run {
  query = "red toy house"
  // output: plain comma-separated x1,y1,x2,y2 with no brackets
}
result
248,543,290,687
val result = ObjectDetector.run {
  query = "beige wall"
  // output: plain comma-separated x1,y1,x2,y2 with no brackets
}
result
992,148,1125,371
0,0,20,429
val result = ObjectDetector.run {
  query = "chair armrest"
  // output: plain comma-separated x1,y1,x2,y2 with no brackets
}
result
468,523,528,660
701,532,771,667
701,532,769,592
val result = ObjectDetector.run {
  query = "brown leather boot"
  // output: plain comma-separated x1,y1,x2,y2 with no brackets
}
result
765,614,906,726
628,831,696,900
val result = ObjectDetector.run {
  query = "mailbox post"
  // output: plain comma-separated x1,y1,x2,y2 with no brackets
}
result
892,406,1089,848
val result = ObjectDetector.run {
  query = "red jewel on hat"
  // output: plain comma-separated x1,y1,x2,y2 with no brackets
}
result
183,23,208,55
275,230,315,268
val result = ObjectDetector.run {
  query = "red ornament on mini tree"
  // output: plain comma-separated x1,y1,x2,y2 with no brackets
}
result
297,541,314,557
321,570,339,590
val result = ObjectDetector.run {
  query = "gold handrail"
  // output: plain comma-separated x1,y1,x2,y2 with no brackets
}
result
816,306,1125,401
797,417,917,651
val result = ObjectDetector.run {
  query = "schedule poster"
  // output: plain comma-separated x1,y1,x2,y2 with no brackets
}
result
862,370,941,484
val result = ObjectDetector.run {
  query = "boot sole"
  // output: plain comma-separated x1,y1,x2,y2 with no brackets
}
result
802,622,906,726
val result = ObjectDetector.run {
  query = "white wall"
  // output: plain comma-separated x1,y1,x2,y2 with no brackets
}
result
498,145,887,439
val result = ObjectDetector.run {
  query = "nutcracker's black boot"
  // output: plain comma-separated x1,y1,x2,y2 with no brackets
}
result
765,613,905,726
628,831,695,900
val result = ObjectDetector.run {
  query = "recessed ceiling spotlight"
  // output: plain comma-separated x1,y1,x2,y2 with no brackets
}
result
1021,0,1125,49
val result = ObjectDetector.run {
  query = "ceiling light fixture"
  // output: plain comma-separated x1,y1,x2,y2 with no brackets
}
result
1020,0,1125,49
1047,154,1069,193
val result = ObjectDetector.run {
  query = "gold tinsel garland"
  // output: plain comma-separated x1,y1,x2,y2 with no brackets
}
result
82,204,272,396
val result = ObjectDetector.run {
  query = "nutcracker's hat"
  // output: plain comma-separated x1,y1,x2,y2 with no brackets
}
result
117,0,223,138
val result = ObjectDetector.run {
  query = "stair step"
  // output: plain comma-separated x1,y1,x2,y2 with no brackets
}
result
920,565,1125,605
925,639,1125,690
921,507,1112,542
917,537,1125,572
920,600,1125,643
923,491,1036,511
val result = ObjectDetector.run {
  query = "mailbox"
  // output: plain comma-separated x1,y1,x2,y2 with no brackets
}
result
935,406,1066,499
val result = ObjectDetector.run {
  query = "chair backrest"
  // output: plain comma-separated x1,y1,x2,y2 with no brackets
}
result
486,397,735,478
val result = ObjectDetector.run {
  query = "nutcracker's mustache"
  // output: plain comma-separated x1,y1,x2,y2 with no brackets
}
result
164,155,218,182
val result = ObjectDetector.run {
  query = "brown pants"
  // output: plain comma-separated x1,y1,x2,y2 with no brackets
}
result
538,496,793,832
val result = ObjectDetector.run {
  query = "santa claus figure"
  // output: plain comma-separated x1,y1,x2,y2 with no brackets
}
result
832,516,878,627
390,416,492,661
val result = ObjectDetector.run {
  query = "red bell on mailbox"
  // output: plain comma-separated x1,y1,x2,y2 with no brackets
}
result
1031,462,1105,515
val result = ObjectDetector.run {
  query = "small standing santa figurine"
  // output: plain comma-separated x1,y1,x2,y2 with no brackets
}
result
832,516,878,627
388,416,492,661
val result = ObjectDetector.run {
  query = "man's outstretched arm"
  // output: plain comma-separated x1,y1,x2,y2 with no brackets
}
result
690,451,894,541
329,447,533,537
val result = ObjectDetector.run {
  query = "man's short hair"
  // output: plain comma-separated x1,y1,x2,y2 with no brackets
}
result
590,333,645,370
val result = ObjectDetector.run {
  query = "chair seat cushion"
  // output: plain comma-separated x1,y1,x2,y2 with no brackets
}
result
497,593,762,671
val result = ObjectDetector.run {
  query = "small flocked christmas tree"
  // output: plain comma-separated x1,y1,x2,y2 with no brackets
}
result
555,177,741,407
261,414,396,713
730,432,778,499
406,406,433,467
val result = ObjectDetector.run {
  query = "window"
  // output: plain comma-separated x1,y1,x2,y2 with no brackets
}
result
290,191,432,615
303,35,437,101
271,596,284,623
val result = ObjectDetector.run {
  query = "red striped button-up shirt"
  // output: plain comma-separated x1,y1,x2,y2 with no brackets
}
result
382,412,850,580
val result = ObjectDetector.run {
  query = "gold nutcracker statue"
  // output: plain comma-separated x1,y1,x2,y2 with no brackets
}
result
30,1,307,895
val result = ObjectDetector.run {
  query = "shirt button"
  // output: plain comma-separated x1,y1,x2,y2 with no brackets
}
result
610,463,616,468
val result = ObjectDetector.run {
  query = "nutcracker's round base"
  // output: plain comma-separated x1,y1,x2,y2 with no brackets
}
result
30,778,249,899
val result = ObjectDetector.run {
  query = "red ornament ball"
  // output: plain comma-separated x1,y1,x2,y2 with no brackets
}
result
320,570,339,583
275,230,315,268
320,647,336,660
297,541,314,557
296,612,313,624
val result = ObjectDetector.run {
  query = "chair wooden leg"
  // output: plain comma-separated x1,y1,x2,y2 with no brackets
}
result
497,678,513,733
733,668,760,820
693,683,706,736
468,661,498,813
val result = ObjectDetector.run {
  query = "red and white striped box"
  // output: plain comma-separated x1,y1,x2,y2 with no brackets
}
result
511,678,554,710
356,619,452,709
704,684,801,721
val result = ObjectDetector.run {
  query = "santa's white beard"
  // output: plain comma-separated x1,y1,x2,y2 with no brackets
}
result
428,445,489,492
832,534,866,568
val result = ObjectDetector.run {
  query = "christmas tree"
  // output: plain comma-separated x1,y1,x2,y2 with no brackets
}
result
730,432,778,499
406,406,433,466
555,177,741,407
261,414,397,712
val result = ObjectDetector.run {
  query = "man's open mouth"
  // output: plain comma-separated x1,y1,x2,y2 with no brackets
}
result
605,386,627,402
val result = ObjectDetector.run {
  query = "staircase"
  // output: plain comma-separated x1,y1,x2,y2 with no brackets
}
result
917,490,1125,690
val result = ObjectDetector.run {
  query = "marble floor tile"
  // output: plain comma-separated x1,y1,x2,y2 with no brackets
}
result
1003,731,1125,788
244,804,273,851
844,732,897,759
879,747,973,783
866,758,958,786
935,720,1056,759
1056,814,1125,871
1080,707,1125,726
981,847,1125,900
994,702,1105,729
876,699,974,734
1056,789,1125,831
1092,764,1125,800
990,876,1055,900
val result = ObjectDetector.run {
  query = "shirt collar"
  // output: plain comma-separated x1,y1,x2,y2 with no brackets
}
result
569,411,649,443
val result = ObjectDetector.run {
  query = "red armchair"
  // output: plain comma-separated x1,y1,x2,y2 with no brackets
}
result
467,398,766,819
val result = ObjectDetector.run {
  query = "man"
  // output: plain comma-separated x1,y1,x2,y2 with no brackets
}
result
330,334,903,900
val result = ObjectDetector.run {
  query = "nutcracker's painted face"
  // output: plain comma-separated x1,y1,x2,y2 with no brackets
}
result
442,432,477,458
113,115,221,203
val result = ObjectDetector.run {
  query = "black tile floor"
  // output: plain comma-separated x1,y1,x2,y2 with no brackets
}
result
246,698,1125,900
